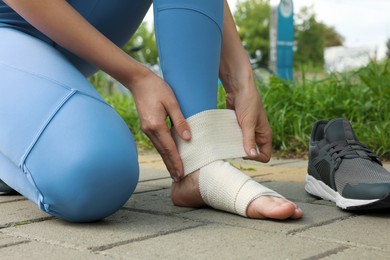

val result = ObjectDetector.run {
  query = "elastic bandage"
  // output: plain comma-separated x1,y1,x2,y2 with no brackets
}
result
172,109,283,217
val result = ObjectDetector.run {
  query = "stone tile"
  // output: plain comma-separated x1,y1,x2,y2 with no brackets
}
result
178,202,352,234
133,183,166,194
0,195,25,203
2,209,200,250
137,178,172,189
105,224,341,260
124,189,195,214
320,247,390,259
0,200,50,226
298,213,390,250
0,233,28,248
138,155,166,170
0,241,110,260
138,167,170,182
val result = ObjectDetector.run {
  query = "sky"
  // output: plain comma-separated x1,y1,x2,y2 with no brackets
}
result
143,0,390,59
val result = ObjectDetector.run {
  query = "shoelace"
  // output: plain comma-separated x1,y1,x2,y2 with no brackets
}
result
326,139,382,165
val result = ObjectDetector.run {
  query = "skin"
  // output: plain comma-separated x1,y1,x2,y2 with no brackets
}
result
4,0,303,220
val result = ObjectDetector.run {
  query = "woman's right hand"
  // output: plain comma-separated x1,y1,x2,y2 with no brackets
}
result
128,68,192,182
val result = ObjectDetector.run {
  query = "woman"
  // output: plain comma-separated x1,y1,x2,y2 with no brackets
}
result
0,0,303,222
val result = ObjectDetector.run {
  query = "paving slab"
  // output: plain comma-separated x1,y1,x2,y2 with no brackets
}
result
178,202,352,235
138,167,169,182
0,200,50,227
133,183,166,194
297,213,390,251
0,240,110,260
2,209,201,251
136,178,172,190
104,223,342,260
0,195,25,203
124,189,195,214
320,247,390,259
0,233,28,248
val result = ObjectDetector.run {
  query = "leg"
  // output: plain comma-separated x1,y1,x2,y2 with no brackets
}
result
0,27,138,222
153,0,303,219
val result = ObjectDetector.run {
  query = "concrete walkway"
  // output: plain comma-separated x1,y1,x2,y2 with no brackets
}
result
1,154,390,259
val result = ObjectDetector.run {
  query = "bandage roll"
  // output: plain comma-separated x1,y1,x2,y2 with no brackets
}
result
172,109,247,175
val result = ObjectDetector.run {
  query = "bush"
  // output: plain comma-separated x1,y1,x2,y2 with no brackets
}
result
260,60,390,159
91,61,390,159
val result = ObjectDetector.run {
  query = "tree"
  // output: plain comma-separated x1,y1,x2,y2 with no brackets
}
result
294,7,325,68
234,0,271,66
123,22,158,65
323,25,344,47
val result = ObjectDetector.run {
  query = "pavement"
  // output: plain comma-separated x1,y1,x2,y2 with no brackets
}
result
1,154,390,260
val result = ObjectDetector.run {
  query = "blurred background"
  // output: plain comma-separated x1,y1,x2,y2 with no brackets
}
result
89,0,390,160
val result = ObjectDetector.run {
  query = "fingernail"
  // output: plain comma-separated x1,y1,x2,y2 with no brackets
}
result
250,148,258,156
182,130,191,139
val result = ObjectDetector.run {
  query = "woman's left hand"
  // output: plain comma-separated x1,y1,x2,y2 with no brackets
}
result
223,74,272,163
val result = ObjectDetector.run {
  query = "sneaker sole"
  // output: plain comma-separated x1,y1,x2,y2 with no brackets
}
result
305,174,388,210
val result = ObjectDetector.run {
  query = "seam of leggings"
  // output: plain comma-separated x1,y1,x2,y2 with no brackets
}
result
0,61,108,106
22,164,46,211
18,89,77,168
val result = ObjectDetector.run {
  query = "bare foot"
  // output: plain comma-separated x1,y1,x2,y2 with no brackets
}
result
247,196,304,220
171,170,304,220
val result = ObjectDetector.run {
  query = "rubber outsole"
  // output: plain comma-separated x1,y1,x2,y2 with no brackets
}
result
304,174,390,210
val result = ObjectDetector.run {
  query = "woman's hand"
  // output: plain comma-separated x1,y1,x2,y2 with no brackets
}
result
129,69,191,182
220,0,272,163
223,74,272,163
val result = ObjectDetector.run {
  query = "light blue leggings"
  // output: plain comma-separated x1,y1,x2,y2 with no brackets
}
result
0,0,224,222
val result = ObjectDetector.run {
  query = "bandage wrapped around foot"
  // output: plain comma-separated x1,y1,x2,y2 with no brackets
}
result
172,109,283,217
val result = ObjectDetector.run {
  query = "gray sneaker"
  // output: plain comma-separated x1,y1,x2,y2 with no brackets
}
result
305,118,390,210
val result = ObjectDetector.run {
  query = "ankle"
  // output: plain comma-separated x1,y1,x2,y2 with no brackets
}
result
171,170,205,207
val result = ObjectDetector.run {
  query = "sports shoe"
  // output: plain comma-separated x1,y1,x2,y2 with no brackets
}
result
305,118,390,210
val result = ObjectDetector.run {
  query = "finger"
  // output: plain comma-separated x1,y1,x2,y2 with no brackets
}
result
256,134,272,163
143,124,184,181
165,99,192,141
240,118,259,160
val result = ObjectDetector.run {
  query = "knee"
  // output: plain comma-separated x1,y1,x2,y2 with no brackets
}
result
25,96,140,222
39,133,139,222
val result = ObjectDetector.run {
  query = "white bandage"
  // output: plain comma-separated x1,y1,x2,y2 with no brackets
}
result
199,160,283,216
172,109,283,217
172,109,247,175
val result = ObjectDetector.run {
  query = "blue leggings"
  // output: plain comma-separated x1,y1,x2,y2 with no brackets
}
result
0,0,224,222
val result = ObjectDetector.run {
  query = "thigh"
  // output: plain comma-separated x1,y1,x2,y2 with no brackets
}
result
0,28,138,221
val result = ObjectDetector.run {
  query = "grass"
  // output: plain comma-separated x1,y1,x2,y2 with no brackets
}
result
260,60,390,159
89,60,390,160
